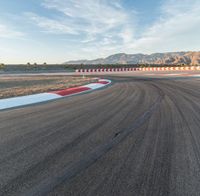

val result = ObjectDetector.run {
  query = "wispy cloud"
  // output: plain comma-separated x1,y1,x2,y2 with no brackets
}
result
42,0,127,29
26,0,136,45
25,12,78,35
80,0,200,58
0,23,24,38
130,0,200,53
1,0,200,63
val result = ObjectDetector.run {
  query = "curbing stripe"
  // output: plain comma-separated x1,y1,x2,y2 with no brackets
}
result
51,86,91,96
0,79,111,110
0,93,62,110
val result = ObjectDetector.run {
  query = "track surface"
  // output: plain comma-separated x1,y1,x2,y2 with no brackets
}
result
0,74,200,196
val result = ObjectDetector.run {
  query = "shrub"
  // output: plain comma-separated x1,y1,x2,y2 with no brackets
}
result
0,63,5,70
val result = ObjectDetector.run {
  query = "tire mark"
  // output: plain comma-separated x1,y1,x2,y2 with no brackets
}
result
21,85,164,196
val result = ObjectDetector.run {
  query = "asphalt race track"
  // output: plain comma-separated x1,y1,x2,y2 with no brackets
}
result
0,73,200,196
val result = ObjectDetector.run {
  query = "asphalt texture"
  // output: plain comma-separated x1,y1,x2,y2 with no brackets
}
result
0,74,200,196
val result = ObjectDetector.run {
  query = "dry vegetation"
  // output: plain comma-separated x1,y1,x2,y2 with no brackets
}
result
0,75,97,99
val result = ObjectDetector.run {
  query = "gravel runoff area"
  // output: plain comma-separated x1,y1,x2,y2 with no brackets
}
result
0,75,98,99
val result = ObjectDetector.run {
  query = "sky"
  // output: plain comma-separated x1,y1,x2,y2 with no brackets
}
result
0,0,200,64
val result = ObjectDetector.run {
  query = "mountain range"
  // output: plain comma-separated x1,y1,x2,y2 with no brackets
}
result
65,51,200,65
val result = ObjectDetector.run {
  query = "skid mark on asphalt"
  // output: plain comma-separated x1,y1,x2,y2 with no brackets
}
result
23,85,164,196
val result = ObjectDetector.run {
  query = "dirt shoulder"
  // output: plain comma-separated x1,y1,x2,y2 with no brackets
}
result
0,75,98,99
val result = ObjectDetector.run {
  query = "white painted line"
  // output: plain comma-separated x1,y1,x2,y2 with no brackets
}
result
83,79,111,90
83,83,105,90
191,74,200,77
145,73,156,75
164,74,181,76
98,79,111,83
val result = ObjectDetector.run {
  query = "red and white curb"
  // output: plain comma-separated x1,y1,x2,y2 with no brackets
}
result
76,66,200,73
0,79,111,110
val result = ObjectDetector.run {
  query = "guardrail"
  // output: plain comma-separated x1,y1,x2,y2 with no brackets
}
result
76,66,200,73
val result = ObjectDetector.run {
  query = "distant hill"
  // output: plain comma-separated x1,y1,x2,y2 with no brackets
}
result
65,51,200,65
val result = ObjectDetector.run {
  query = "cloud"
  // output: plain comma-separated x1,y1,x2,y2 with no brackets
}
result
0,24,24,38
77,0,200,58
25,12,78,35
27,0,136,45
3,0,199,63
129,0,200,53
42,0,127,28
